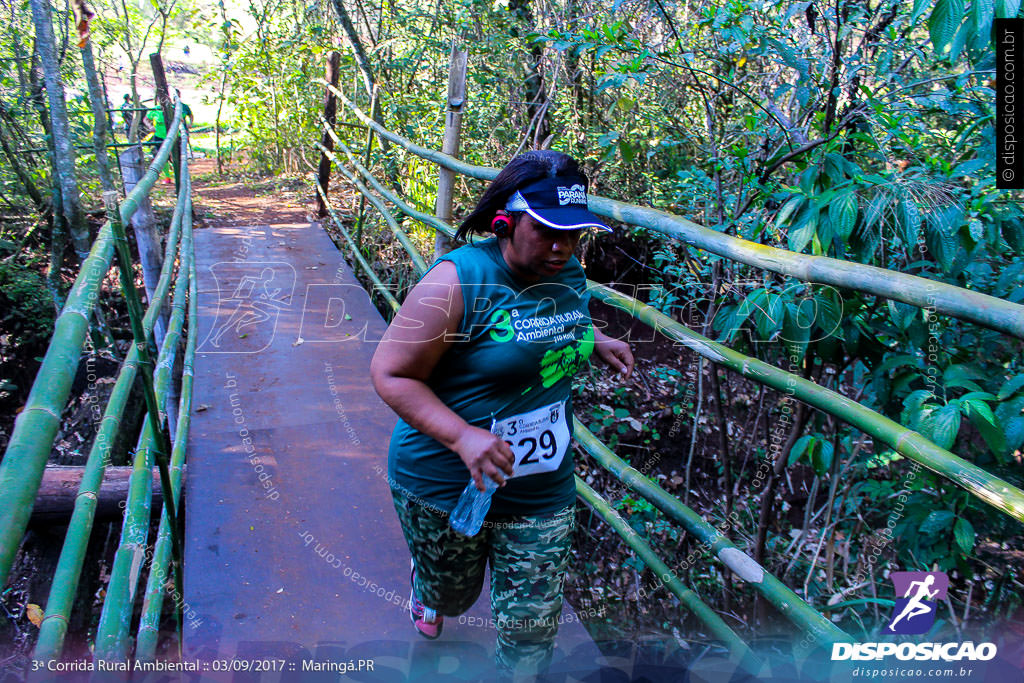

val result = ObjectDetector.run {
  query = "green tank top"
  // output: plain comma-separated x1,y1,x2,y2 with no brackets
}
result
387,237,594,516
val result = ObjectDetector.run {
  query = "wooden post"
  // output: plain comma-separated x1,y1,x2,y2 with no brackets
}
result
355,84,378,250
149,52,180,184
316,51,342,218
434,43,468,258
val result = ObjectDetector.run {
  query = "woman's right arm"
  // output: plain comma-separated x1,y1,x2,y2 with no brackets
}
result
369,261,514,491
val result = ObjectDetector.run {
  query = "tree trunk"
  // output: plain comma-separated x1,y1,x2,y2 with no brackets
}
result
29,0,89,257
80,40,115,193
329,0,390,155
0,109,45,209
118,144,167,344
29,466,178,524
316,51,342,217
508,0,550,148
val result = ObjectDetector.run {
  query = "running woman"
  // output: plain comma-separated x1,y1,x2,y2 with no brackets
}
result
371,150,633,677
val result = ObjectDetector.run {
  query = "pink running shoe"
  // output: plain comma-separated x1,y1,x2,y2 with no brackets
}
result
409,562,443,639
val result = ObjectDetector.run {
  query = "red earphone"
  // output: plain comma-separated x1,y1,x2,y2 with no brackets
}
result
491,210,513,237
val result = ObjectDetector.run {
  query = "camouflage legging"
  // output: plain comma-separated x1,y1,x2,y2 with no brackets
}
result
390,488,575,676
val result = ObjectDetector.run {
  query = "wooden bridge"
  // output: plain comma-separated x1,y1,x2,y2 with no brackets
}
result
184,218,614,679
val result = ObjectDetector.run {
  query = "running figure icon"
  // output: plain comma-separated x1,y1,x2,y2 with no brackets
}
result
888,574,939,632
200,262,295,353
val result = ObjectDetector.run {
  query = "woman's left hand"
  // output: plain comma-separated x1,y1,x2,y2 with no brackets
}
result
593,328,634,380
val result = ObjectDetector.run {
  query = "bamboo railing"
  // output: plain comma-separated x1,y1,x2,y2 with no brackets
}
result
314,89,1024,653
0,101,196,663
323,82,1024,341
320,120,1024,526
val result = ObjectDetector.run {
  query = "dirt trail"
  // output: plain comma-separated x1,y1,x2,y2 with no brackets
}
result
189,157,313,227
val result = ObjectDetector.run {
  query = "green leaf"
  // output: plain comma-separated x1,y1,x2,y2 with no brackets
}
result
829,191,858,243
789,434,812,466
1006,417,1024,451
962,398,996,423
887,299,919,331
967,218,984,242
788,204,818,253
815,288,843,337
998,374,1024,400
929,0,965,51
913,0,934,22
755,291,785,339
1002,217,1024,253
972,0,996,34
966,403,1007,458
996,0,1021,17
944,364,985,392
922,401,961,449
953,517,976,553
919,509,956,535
898,196,922,247
811,439,834,476
774,195,804,229
902,389,935,428
926,221,959,272
781,302,812,361
614,407,630,419
863,192,890,232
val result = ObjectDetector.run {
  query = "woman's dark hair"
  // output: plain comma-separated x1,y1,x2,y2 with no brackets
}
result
455,150,587,242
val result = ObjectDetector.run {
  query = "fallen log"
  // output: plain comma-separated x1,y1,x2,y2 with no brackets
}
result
30,465,185,524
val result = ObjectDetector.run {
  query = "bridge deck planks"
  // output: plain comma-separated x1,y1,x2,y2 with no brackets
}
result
184,221,602,680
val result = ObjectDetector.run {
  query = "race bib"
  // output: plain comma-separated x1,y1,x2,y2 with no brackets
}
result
492,400,571,479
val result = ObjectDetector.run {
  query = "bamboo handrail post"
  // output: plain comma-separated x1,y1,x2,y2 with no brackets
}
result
574,420,851,647
313,179,401,314
575,476,764,673
34,171,188,661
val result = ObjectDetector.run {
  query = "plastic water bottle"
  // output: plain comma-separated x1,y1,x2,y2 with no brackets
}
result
450,415,504,536
449,476,499,536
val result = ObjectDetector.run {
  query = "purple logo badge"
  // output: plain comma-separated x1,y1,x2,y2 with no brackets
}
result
887,571,948,634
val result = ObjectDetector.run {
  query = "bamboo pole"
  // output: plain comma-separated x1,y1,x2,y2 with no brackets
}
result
94,171,191,661
575,476,764,670
575,422,850,646
589,283,1024,524
333,150,1024,525
434,43,467,258
330,137,454,238
33,175,188,661
325,86,1024,341
0,104,183,590
313,179,402,314
104,177,183,590
136,172,195,660
314,139,428,274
